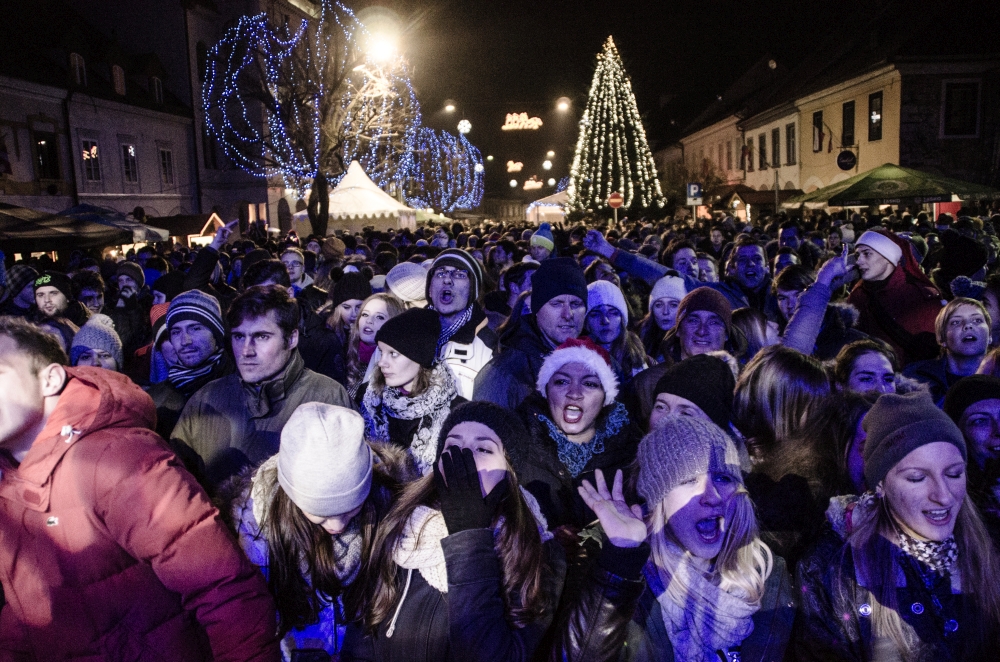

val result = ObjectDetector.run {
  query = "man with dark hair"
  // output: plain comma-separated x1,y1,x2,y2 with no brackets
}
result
171,285,352,486
281,246,327,312
33,271,90,326
0,316,278,659
71,270,106,316
778,220,802,250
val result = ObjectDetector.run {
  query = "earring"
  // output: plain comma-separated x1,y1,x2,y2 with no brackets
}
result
875,484,885,499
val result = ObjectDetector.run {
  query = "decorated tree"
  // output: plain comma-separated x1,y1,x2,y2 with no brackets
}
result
202,1,420,236
567,36,665,215
405,128,484,212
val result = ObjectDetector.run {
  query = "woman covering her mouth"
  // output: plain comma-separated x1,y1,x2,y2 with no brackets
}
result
797,391,1000,659
543,415,794,661
515,338,642,534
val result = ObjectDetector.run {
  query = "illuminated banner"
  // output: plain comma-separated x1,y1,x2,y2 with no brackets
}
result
502,113,543,131
523,177,543,191
507,161,523,173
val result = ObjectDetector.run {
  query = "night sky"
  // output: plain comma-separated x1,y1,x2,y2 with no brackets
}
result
367,0,861,197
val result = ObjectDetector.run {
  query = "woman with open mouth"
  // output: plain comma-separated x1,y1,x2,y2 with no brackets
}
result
797,390,1000,660
345,293,406,395
515,337,642,537
542,415,794,661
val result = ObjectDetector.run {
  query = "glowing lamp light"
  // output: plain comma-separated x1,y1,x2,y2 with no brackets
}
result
506,161,523,173
546,150,555,158
542,160,552,170
547,178,556,186
486,155,494,161
444,103,456,112
556,96,571,111
509,179,518,188
457,119,472,134
368,36,396,62
474,163,484,173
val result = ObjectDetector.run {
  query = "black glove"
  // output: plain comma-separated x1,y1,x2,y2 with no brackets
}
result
435,448,491,533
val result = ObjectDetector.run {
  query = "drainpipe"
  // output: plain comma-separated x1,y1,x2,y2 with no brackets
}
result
183,7,204,213
62,91,79,206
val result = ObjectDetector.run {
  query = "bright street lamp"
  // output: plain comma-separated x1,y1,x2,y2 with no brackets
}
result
546,150,555,158
556,97,571,111
542,160,552,170
457,119,471,134
509,179,517,188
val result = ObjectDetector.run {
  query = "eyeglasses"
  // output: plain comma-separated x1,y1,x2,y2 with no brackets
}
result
432,268,469,280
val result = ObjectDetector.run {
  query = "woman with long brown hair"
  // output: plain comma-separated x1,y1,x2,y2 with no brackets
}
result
227,403,408,660
343,401,566,662
797,391,1000,659
345,293,406,394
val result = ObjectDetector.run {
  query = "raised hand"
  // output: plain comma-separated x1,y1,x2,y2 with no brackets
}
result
583,230,614,258
578,469,646,548
817,243,852,287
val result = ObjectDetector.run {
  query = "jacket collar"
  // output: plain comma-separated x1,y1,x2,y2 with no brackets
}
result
448,303,488,345
241,350,306,418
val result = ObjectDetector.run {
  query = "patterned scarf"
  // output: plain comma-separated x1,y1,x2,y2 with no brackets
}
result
897,529,959,577
167,349,225,394
539,401,629,477
433,304,474,357
646,540,758,662
361,363,458,476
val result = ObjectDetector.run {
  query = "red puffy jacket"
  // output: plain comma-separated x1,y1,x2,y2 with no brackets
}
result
0,366,279,661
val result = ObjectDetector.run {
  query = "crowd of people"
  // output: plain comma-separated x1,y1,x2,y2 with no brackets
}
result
1,206,1000,661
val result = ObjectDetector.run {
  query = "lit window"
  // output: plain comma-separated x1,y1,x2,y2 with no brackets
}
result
112,65,126,96
70,53,86,86
122,144,138,183
81,140,101,182
868,92,883,141
151,77,163,104
159,148,174,185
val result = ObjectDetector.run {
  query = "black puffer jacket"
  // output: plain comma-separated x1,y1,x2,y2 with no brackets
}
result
515,393,642,531
341,528,566,662
795,534,991,661
472,315,552,409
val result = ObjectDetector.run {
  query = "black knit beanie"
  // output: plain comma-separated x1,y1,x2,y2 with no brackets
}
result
34,271,74,300
332,272,373,307
426,248,483,302
375,307,441,368
863,390,967,489
943,375,1000,423
529,257,587,314
653,354,735,430
435,400,530,471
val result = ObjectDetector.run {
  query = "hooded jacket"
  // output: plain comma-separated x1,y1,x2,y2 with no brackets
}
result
438,304,497,400
0,366,279,661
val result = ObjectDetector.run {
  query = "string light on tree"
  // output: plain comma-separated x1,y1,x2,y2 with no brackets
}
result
567,36,665,214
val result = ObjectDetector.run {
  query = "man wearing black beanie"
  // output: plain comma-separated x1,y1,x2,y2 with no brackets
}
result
473,257,587,409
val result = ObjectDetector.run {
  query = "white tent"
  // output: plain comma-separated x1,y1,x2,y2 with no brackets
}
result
526,190,568,226
292,161,417,236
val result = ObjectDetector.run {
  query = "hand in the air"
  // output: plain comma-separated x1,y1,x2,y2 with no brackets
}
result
578,469,646,548
583,230,614,258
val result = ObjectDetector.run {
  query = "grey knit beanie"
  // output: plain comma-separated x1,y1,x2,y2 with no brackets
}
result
278,403,373,518
863,390,967,489
166,289,226,346
636,416,742,507
69,314,124,370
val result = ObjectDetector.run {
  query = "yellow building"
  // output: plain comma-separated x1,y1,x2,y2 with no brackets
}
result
796,65,902,193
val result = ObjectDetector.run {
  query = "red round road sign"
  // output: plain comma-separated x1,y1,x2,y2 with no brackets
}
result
608,192,624,209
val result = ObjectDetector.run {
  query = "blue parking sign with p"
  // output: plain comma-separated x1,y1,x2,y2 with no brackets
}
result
687,183,702,198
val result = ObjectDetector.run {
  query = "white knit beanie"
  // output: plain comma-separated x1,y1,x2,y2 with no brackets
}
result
386,261,429,304
587,280,629,322
536,338,619,405
278,403,373,518
857,231,903,266
648,275,687,311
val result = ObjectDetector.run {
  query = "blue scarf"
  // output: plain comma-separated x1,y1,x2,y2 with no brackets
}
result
539,402,629,477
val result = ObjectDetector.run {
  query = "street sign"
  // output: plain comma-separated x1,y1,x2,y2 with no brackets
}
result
837,150,857,171
607,192,624,209
686,182,703,206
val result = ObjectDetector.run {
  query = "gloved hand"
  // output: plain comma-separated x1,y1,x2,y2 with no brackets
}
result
435,447,493,533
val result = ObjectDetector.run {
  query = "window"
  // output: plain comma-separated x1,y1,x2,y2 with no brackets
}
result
112,65,126,96
812,111,824,152
746,139,754,172
34,132,60,180
151,77,163,104
70,53,86,86
868,92,883,141
758,134,767,170
81,139,101,181
159,148,174,185
717,143,724,171
771,128,781,168
121,144,138,183
726,140,733,171
842,101,855,146
786,123,796,165
942,81,980,137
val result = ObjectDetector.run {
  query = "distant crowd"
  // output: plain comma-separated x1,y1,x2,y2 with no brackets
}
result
2,205,1000,661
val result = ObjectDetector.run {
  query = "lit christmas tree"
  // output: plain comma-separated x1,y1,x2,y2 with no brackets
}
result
567,36,665,214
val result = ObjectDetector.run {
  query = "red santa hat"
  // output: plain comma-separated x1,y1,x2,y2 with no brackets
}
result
536,337,619,406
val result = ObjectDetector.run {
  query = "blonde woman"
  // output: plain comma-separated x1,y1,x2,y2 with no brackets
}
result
544,416,795,661
345,293,406,393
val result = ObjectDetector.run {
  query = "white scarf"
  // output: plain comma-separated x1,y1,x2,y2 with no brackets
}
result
362,363,458,476
647,541,758,661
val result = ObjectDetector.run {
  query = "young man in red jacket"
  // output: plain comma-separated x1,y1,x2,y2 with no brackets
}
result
0,316,279,661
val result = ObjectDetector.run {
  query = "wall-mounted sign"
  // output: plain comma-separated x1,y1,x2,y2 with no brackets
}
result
507,161,524,173
523,177,543,191
837,150,857,171
502,113,543,131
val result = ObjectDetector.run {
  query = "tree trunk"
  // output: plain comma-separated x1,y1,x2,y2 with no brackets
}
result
307,172,330,237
